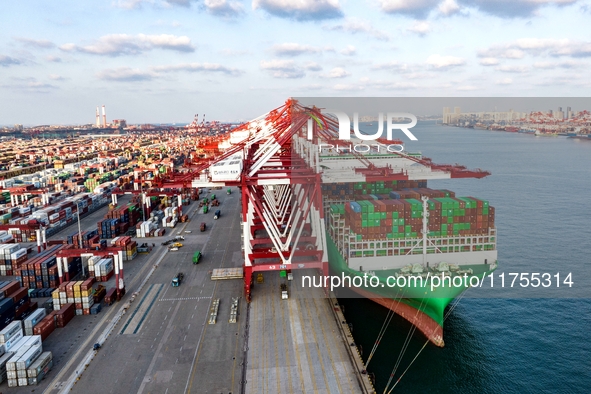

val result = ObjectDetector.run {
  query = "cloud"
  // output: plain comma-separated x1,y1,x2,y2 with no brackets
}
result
0,55,22,67
112,0,153,9
496,78,513,85
165,0,193,7
407,21,430,35
456,85,479,91
532,60,584,69
260,59,305,78
152,62,243,75
479,57,500,66
377,0,439,18
205,0,245,17
97,67,157,81
340,45,356,56
271,43,328,56
45,55,63,63
371,61,413,73
333,83,364,91
2,78,59,93
322,67,350,78
457,0,578,18
426,54,466,69
253,0,343,21
220,48,250,56
60,34,195,56
14,37,56,49
304,62,322,71
495,64,530,73
480,38,591,59
324,18,389,40
48,74,66,81
438,0,461,15
377,0,577,18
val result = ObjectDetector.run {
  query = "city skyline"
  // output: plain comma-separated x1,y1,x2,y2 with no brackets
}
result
1,1,591,124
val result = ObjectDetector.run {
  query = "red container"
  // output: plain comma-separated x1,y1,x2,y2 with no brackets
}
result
0,281,20,297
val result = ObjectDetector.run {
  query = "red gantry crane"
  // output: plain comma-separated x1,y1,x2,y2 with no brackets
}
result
189,99,490,302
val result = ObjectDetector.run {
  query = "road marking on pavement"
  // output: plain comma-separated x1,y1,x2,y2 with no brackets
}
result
159,296,212,301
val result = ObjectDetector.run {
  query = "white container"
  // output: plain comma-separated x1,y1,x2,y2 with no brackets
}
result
16,343,42,370
27,351,52,378
0,321,22,345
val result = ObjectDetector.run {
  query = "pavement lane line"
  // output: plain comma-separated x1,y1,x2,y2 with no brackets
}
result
133,285,165,334
119,283,155,334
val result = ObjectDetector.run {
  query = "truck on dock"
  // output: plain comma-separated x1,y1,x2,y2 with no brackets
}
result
214,210,221,220
172,272,184,287
280,283,288,299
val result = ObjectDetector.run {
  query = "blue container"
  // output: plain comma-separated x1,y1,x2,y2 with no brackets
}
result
350,202,361,213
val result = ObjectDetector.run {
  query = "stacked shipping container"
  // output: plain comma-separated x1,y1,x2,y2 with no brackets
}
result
333,187,495,242
52,280,99,315
0,244,28,276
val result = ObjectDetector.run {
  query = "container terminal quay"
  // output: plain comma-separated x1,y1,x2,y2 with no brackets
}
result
0,100,498,393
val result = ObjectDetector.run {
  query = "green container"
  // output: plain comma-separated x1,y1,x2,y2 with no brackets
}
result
362,220,368,228
356,234,362,241
377,250,387,256
280,270,287,278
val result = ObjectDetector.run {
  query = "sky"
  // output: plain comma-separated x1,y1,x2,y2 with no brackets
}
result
1,0,590,125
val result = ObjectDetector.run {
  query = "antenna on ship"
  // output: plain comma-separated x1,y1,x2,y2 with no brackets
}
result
422,196,429,267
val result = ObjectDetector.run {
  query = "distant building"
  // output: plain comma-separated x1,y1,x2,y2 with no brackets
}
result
113,119,127,128
14,124,23,131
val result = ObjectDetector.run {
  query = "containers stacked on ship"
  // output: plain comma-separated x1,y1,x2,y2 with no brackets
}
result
323,181,498,347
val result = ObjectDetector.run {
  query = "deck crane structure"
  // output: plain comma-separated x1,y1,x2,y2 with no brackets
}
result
189,99,490,302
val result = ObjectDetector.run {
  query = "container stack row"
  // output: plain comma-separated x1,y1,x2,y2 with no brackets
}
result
335,190,495,241
135,219,160,238
0,244,28,276
0,281,37,332
110,236,138,261
16,245,72,290
87,256,114,282
52,279,99,315
321,180,428,200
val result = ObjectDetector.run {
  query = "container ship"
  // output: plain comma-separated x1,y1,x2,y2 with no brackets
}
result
317,144,498,347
